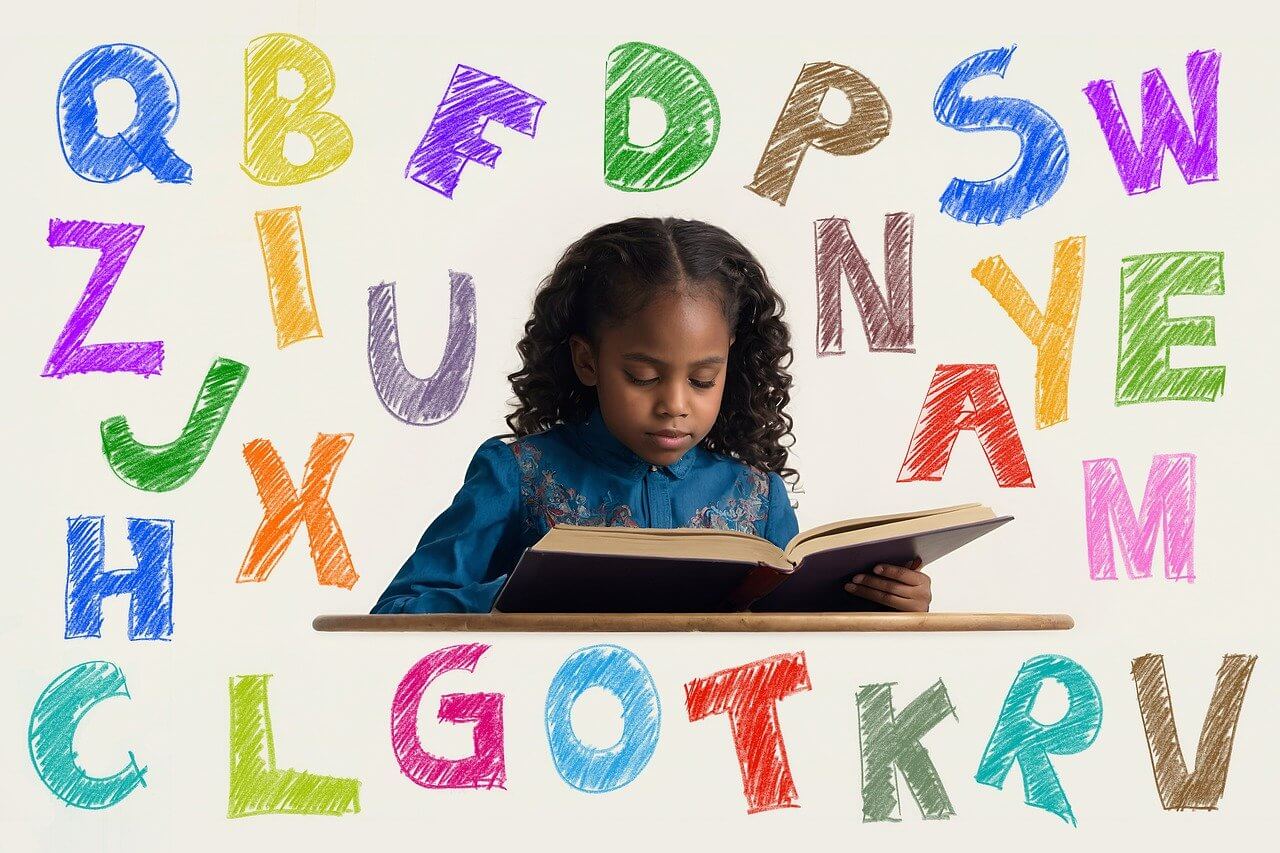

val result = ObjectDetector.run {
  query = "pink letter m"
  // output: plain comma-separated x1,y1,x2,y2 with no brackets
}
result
1082,453,1195,581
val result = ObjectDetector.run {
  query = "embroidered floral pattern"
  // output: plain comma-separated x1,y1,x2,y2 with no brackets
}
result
512,441,638,532
687,467,770,536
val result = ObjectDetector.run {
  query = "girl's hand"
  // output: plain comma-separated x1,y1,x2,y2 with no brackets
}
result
844,558,931,612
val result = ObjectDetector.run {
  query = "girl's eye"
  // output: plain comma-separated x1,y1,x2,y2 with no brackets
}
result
624,370,716,389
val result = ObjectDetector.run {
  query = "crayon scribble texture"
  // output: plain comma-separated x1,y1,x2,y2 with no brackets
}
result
1084,50,1219,195
227,675,360,817
605,42,719,192
747,62,890,207
815,214,914,354
857,680,957,822
1116,252,1225,405
242,33,353,186
686,652,811,814
933,46,1069,226
391,644,506,790
975,655,1102,826
1082,454,1195,582
65,516,174,640
45,220,163,378
239,433,358,588
367,273,476,425
255,206,323,348
58,43,191,183
100,357,249,492
1131,654,1256,811
545,644,661,793
28,661,148,810
406,64,545,198
971,237,1084,429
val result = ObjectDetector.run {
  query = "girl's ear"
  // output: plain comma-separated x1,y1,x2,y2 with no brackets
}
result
568,334,599,387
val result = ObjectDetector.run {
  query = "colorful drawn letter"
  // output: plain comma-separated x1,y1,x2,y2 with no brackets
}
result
242,33,353,185
255,207,322,348
44,220,163,378
975,654,1102,825
545,644,661,793
1083,50,1219,195
57,43,191,183
747,62,891,206
28,661,147,809
1082,454,1195,582
66,516,173,640
815,214,914,354
100,357,249,491
934,46,1069,225
971,237,1084,429
605,42,720,192
897,364,1034,487
228,675,360,817
391,644,505,789
685,651,811,814
239,433,357,589
406,65,545,198
1132,654,1257,811
1116,251,1225,405
857,680,957,822
367,273,476,425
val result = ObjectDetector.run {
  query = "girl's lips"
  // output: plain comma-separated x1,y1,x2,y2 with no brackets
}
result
646,432,689,450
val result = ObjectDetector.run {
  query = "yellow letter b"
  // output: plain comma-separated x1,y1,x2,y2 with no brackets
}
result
243,33,354,185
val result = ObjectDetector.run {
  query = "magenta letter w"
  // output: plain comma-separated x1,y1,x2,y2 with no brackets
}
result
1082,50,1219,195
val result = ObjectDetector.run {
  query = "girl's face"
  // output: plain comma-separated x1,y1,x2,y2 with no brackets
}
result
569,289,733,468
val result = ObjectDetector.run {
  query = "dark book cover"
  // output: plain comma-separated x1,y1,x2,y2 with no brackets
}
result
749,515,1012,612
492,550,783,613
491,515,1012,614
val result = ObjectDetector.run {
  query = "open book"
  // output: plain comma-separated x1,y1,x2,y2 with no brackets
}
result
491,502,1012,613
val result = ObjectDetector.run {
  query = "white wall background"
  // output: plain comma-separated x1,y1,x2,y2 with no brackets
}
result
2,1,1276,850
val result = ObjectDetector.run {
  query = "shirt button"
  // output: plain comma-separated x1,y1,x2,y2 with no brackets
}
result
650,465,657,472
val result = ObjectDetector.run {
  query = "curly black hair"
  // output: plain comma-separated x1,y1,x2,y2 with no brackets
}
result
501,217,798,487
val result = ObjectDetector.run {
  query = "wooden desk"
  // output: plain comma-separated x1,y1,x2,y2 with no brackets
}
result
314,612,1074,633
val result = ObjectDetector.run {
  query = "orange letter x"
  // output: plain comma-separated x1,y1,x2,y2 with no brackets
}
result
238,433,358,588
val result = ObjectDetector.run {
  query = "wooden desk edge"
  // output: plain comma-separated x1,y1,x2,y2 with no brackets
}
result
313,612,1075,633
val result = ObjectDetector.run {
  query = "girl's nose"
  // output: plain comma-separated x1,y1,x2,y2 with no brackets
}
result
657,381,690,418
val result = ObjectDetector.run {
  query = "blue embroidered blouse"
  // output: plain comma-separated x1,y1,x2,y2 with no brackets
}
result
371,406,800,613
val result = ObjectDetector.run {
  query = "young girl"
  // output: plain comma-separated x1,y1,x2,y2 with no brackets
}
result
371,217,932,614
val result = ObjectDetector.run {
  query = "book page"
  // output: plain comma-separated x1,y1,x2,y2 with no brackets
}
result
534,524,791,568
787,505,997,564
783,502,985,553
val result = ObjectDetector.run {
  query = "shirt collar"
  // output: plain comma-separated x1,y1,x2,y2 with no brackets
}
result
576,405,697,480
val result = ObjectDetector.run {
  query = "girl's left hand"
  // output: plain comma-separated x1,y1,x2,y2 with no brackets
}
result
844,558,931,612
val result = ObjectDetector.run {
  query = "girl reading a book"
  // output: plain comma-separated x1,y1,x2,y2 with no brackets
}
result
371,217,932,613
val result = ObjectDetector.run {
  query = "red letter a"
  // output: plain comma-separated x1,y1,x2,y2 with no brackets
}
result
897,363,1034,488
